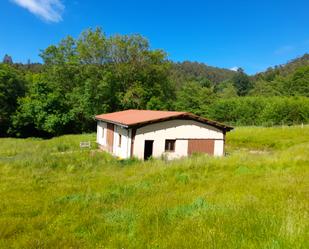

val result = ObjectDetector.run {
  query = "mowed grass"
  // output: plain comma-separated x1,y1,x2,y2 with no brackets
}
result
0,126,308,249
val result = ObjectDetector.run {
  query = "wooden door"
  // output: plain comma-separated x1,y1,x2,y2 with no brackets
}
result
106,123,114,152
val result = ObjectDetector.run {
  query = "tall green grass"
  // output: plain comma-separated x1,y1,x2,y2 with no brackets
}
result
0,126,308,248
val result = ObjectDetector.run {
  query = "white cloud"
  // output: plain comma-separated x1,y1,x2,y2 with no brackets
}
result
11,0,64,22
230,66,239,72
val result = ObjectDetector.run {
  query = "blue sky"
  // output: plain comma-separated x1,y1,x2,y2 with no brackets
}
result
1,0,309,74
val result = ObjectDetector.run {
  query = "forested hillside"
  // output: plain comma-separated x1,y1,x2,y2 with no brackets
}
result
250,54,309,97
170,61,236,89
253,54,309,80
0,28,308,137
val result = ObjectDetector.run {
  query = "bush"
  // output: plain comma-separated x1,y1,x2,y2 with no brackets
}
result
206,97,309,126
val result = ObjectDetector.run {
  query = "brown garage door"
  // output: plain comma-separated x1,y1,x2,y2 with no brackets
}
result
188,139,215,156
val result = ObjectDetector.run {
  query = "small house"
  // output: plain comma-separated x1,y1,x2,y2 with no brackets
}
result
95,110,233,160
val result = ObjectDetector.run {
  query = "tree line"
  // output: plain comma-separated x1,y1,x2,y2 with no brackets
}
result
1,28,309,137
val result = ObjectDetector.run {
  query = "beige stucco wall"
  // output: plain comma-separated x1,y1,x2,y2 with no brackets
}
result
133,119,224,160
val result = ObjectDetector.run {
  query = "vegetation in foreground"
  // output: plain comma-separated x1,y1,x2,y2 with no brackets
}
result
0,126,308,248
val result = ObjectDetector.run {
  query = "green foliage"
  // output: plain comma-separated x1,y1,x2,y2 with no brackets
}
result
175,81,217,116
232,68,253,96
0,64,25,136
170,61,236,89
40,36,78,65
207,97,309,126
1,28,309,137
259,97,309,125
0,126,308,248
251,54,309,97
9,28,174,136
254,53,309,81
2,54,13,64
77,28,108,64
11,76,72,137
282,65,309,97
249,79,281,96
216,81,238,98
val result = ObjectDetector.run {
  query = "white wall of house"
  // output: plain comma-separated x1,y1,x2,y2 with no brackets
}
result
113,125,131,159
166,139,189,160
96,121,107,145
214,140,224,156
97,122,131,159
133,119,224,160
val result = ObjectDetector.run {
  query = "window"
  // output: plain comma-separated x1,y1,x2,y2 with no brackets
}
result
118,134,122,147
102,128,105,138
165,140,176,152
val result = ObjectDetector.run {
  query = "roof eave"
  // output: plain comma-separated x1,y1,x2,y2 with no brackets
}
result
95,116,129,128
127,114,234,132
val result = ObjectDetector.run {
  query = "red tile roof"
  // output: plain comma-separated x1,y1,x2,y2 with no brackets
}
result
95,109,233,131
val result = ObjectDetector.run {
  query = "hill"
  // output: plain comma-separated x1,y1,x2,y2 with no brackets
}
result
253,53,309,81
0,126,308,248
169,54,309,89
170,61,236,88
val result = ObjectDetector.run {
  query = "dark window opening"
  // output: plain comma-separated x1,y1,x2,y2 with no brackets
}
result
165,140,176,152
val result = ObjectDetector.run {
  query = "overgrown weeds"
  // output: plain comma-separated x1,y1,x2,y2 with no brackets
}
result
0,127,308,248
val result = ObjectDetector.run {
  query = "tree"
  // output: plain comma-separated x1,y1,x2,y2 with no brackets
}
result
13,28,175,136
249,79,281,96
216,81,238,98
11,75,72,137
4,28,309,137
2,54,13,64
282,65,309,97
40,36,78,65
67,66,115,132
175,81,217,116
77,28,108,64
0,64,25,136
232,68,252,96
169,61,236,90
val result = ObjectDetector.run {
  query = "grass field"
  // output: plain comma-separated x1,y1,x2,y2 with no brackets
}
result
0,126,308,249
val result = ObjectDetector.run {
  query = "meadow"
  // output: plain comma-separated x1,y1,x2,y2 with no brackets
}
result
0,126,308,249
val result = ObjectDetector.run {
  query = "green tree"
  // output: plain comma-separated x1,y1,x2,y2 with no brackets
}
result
217,81,238,98
207,97,266,126
2,54,13,64
77,28,109,64
282,65,309,97
11,75,72,137
13,28,174,136
249,79,281,96
108,36,174,110
232,68,252,96
175,81,216,116
68,66,116,132
0,64,25,136
40,36,78,65
259,97,309,125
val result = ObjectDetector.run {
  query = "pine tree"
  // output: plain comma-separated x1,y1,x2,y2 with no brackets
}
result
3,54,13,64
